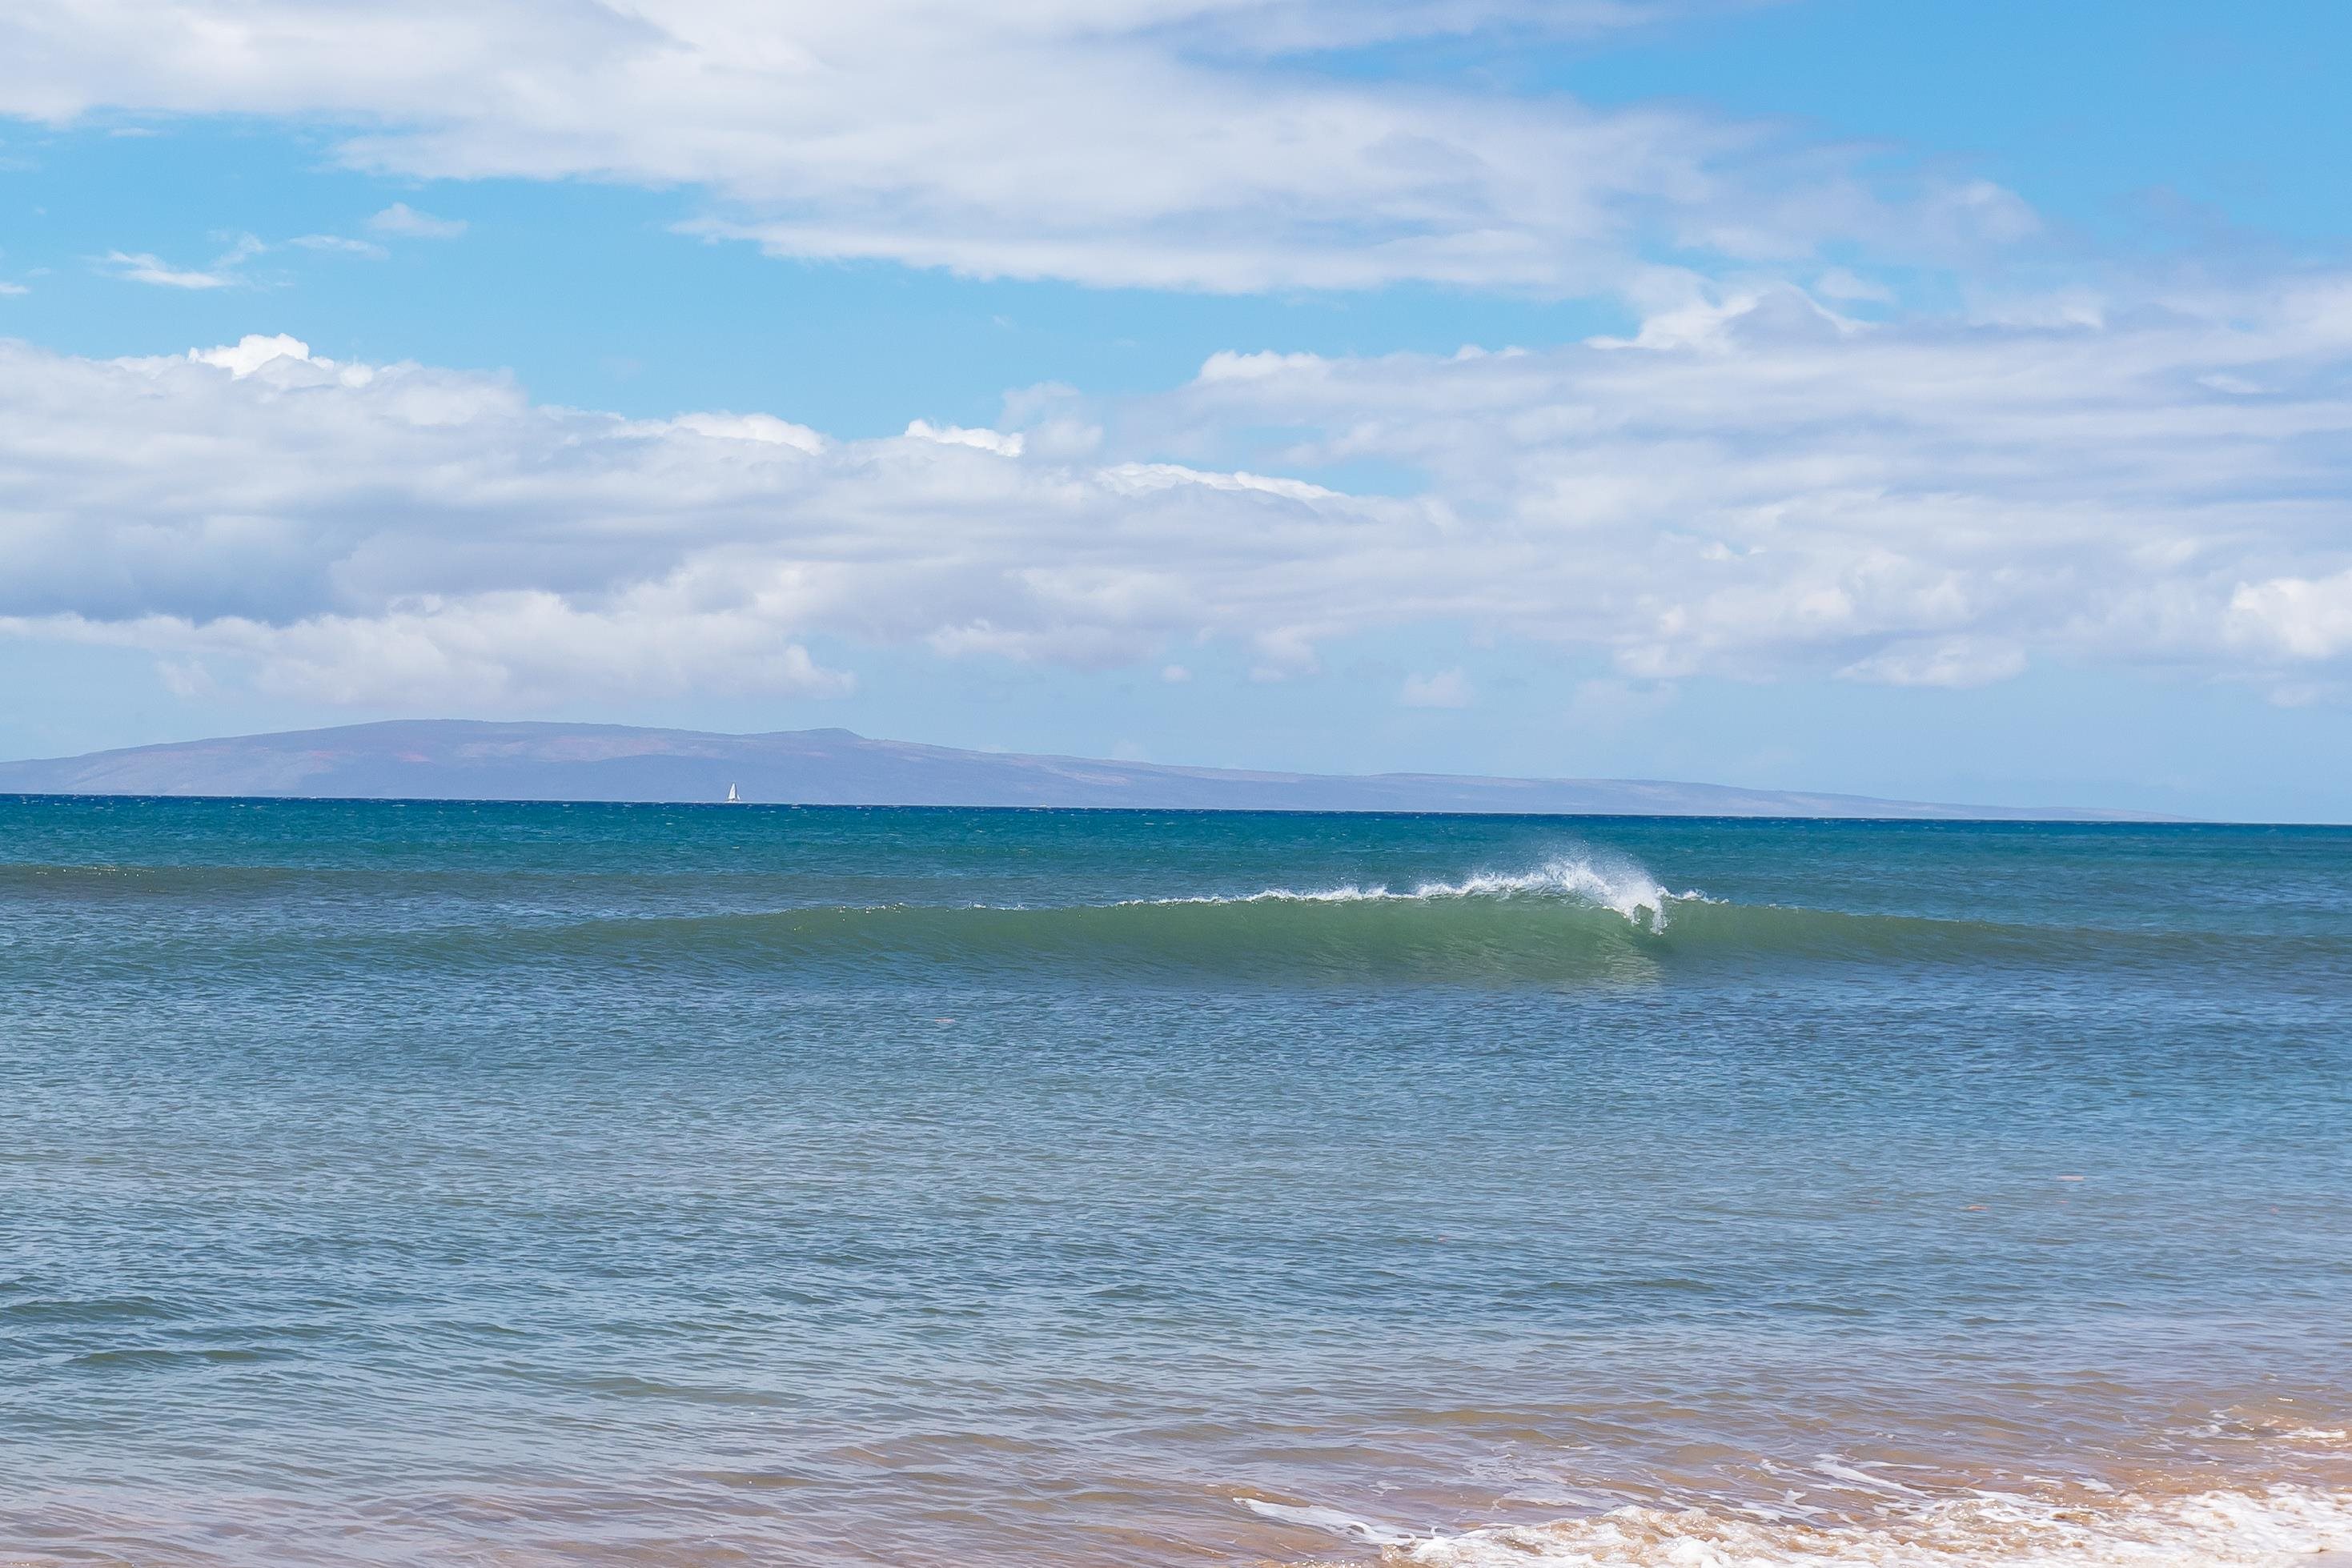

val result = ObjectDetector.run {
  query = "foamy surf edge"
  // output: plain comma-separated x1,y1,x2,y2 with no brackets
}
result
1126,856,1696,931
1242,1483,2352,1566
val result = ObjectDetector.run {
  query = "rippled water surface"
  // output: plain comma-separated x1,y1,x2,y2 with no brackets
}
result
2,800,2348,1565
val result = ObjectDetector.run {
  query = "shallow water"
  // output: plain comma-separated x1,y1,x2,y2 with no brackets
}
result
2,800,2347,1565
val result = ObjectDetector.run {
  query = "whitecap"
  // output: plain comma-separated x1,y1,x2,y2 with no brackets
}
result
1383,1485,2352,1567
1126,854,1692,931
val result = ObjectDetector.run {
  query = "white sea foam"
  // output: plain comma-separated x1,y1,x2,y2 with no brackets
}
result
1130,855,1691,931
1346,1485,2352,1567
1238,1496,1415,1543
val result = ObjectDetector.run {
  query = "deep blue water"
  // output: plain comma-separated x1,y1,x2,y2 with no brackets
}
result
2,800,2347,1566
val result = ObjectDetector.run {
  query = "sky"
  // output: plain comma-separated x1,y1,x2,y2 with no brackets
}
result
3,1,2351,819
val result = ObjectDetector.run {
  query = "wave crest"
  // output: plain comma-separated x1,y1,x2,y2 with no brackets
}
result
1130,855,1685,932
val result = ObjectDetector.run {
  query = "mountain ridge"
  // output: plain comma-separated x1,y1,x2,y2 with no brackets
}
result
0,720,2169,820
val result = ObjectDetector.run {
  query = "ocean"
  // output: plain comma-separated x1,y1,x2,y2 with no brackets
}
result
2,797,2347,1566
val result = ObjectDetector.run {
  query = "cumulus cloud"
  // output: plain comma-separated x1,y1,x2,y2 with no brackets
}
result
0,335,1433,704
905,419,1025,457
0,0,2023,293
2230,571,2352,661
188,333,322,377
1143,279,2352,688
664,411,827,454
33,597,855,708
6,284,2352,710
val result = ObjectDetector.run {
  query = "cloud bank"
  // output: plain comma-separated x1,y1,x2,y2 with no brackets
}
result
6,290,2352,708
0,0,2026,293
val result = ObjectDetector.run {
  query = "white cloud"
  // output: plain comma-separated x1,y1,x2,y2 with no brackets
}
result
103,233,267,289
367,202,467,239
1198,350,1330,383
188,333,315,377
0,1,2023,294
102,249,233,288
293,233,389,258
154,657,215,698
1101,463,1335,503
905,419,1025,456
664,411,828,454
0,335,1431,704
0,279,26,295
2229,571,2352,661
1399,668,1475,708
1837,637,2027,689
1146,279,2352,687
6,287,2352,711
1815,266,1892,304
33,600,854,708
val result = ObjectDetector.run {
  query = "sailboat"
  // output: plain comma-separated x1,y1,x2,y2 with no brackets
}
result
724,783,742,804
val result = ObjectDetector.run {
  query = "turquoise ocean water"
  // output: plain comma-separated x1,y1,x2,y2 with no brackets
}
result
2,799,2348,1566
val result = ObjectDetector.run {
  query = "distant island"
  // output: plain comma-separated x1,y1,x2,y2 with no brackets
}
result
0,720,2162,820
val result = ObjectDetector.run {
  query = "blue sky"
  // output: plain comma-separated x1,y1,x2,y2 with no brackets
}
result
3,0,2350,818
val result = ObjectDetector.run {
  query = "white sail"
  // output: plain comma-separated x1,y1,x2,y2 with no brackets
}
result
725,783,741,803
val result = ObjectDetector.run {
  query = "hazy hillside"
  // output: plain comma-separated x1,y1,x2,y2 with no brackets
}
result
0,720,2159,820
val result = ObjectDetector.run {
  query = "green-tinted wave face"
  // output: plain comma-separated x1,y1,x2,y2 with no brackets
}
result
520,892,1685,987
318,888,2337,992
9,825,2338,991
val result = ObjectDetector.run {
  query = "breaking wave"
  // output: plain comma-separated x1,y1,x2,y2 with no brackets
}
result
51,847,2333,991
1125,853,1690,931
